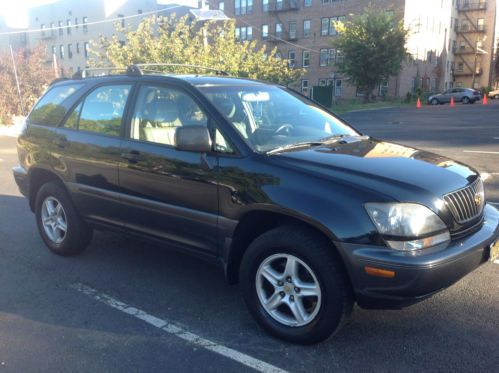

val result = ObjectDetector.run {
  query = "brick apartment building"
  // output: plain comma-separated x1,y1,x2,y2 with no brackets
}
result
208,0,497,101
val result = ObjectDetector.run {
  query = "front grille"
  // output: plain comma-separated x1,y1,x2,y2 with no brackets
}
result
444,178,485,224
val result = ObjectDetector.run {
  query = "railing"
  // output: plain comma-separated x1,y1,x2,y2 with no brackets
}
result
458,1,487,11
266,0,299,12
457,24,486,33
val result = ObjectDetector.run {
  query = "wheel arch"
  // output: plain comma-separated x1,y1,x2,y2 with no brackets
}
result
28,167,66,212
224,208,348,285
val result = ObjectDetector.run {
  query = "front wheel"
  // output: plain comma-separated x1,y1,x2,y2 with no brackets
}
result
240,226,353,344
462,96,470,104
430,98,439,105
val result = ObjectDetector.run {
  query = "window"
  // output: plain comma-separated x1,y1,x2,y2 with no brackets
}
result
41,24,46,37
83,16,88,32
335,79,342,96
75,17,79,29
236,26,252,41
118,14,125,28
288,50,296,67
84,42,89,58
138,9,143,14
275,23,282,38
219,1,225,10
78,85,131,136
379,81,388,96
303,20,311,38
28,84,84,126
51,45,56,56
335,49,344,64
262,0,269,11
64,102,82,129
262,24,269,39
320,48,335,66
247,27,253,40
457,62,464,72
288,21,297,40
319,79,327,86
130,85,207,146
321,18,329,36
235,27,240,40
58,21,63,36
304,0,312,7
66,19,71,35
247,0,253,14
59,45,65,59
477,18,484,31
301,80,309,96
68,44,73,58
303,51,310,67
76,43,80,54
236,0,252,14
50,22,55,36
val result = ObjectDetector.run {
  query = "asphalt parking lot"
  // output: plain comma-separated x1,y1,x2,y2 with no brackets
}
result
0,101,498,372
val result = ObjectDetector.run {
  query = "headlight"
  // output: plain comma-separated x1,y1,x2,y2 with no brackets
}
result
365,203,450,251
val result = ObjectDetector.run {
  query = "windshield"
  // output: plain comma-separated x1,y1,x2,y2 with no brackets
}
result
198,85,359,153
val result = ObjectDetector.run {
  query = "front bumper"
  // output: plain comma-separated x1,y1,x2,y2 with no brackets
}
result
338,204,499,309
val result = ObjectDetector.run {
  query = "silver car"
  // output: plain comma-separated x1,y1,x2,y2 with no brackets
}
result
428,88,481,105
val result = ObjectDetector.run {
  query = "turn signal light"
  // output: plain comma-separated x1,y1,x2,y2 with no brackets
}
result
364,266,395,278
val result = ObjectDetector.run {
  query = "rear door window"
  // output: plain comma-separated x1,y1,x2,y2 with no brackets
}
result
28,83,84,126
77,85,132,137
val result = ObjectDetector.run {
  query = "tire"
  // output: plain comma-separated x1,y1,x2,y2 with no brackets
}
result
35,181,93,256
430,98,439,105
462,96,470,104
240,226,353,344
494,95,499,100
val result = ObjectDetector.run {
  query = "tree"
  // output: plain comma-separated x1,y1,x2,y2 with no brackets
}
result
0,44,55,123
90,15,303,86
332,8,409,103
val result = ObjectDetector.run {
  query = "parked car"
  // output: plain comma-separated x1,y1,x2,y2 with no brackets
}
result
428,88,481,105
13,66,499,344
488,89,499,99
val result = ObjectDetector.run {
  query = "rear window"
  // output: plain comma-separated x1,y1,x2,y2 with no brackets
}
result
28,83,84,126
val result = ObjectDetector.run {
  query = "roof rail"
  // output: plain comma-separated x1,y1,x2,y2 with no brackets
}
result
131,63,229,76
49,77,70,86
72,66,142,79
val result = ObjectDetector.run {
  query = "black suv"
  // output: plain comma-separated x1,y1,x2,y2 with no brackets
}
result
13,66,499,344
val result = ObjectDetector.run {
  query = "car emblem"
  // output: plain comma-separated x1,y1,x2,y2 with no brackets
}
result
475,194,482,206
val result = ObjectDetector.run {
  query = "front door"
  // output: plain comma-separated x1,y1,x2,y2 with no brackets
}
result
118,84,219,255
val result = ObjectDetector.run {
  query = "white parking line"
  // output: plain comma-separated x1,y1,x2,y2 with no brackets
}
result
71,283,288,373
463,150,499,155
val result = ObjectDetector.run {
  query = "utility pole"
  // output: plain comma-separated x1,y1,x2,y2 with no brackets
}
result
9,45,25,116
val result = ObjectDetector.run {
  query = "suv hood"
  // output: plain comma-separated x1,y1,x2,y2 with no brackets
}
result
273,137,478,202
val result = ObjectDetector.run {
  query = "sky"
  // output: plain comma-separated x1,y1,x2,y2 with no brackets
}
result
0,0,197,28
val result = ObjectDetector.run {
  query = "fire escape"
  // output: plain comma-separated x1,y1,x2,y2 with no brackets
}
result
454,0,488,84
263,0,300,45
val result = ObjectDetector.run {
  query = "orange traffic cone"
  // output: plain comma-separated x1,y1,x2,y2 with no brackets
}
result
417,98,421,108
483,94,488,105
450,96,455,107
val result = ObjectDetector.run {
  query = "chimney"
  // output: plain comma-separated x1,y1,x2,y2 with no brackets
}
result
198,0,209,10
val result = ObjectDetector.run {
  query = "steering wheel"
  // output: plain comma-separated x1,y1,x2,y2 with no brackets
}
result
273,123,294,136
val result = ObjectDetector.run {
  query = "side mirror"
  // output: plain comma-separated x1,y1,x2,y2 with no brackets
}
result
175,126,212,153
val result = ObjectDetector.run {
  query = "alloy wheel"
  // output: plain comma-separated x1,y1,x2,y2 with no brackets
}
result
256,253,322,327
41,196,68,244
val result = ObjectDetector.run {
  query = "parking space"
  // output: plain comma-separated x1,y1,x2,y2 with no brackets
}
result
0,100,498,373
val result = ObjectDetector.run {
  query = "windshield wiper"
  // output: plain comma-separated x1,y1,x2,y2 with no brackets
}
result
266,141,324,155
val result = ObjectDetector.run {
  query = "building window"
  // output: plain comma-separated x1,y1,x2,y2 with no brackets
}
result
84,42,89,58
235,0,252,15
321,18,329,36
303,20,311,38
219,1,225,10
74,17,79,29
235,26,252,41
247,26,253,40
68,44,73,58
288,21,297,40
379,81,388,96
319,79,327,86
303,51,310,67
457,62,464,72
83,16,88,32
477,18,484,31
76,43,80,54
336,49,344,64
262,0,269,12
321,16,345,36
66,20,72,35
235,27,240,40
320,48,335,66
41,24,46,37
118,14,125,28
301,80,309,96
50,22,55,36
304,0,312,7
275,23,282,38
335,79,342,96
262,24,269,39
138,9,143,14
58,21,63,36
247,0,253,14
59,45,64,59
288,50,296,67
51,45,56,56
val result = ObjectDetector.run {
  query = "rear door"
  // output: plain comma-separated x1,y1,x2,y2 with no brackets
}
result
118,83,220,255
56,83,133,226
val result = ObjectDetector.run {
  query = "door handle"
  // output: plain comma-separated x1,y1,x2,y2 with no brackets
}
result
121,150,141,163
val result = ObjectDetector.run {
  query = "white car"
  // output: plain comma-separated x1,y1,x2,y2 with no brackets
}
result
488,89,499,99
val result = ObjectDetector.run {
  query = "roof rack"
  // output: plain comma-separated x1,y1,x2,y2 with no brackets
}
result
131,63,229,76
72,66,142,79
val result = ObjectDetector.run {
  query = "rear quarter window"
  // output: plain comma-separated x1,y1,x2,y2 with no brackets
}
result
28,83,84,126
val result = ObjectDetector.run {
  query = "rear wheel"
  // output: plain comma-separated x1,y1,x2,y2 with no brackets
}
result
35,182,92,256
240,226,353,344
462,96,470,104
